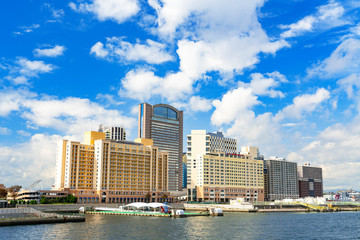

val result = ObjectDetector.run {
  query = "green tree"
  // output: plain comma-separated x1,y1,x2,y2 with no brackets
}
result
8,185,22,200
0,188,7,198
40,196,48,204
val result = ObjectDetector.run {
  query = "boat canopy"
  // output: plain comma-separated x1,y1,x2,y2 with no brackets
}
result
124,202,170,209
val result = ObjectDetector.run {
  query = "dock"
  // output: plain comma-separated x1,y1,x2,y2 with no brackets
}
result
0,208,85,226
86,210,213,218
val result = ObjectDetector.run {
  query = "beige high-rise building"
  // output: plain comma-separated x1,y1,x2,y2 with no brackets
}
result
54,131,171,203
186,130,237,200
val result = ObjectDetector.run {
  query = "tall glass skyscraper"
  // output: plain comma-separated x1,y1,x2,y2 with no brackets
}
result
138,103,183,191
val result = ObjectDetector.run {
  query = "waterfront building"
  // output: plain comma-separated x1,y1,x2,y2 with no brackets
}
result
186,130,237,200
264,157,299,201
54,131,172,203
298,164,323,198
194,150,265,202
98,125,126,141
138,103,183,191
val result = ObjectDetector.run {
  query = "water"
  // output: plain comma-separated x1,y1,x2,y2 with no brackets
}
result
1,212,360,240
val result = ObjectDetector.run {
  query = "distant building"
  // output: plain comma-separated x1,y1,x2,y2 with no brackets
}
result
183,154,187,189
194,151,264,202
186,130,237,200
264,157,299,201
54,131,172,203
298,164,323,198
98,125,126,141
138,103,183,191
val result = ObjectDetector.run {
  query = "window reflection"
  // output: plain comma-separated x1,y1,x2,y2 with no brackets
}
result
153,106,178,120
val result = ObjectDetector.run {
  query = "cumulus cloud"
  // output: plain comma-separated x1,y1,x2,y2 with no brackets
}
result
120,68,193,101
0,89,136,140
34,45,66,57
307,38,360,79
287,118,360,189
0,134,62,187
0,126,11,135
69,0,139,24
118,0,288,101
5,58,54,85
0,89,34,116
90,37,173,64
211,87,259,126
275,88,330,120
280,1,347,38
172,96,212,113
239,71,287,98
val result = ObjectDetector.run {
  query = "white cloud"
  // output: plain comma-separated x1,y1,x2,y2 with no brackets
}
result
307,38,360,79
280,1,347,38
275,88,330,120
172,96,212,113
69,0,140,24
138,0,288,101
337,73,360,98
0,134,62,188
5,58,54,85
0,127,11,135
211,87,259,126
90,37,173,64
239,71,287,98
96,93,124,106
34,45,66,57
0,89,34,116
177,37,288,80
120,68,193,101
0,89,136,140
289,118,360,189
13,24,40,35
21,97,135,139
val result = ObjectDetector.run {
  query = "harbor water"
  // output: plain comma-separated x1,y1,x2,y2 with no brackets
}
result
1,211,359,239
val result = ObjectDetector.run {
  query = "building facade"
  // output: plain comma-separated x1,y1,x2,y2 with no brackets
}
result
194,152,264,202
186,130,237,191
98,125,126,141
54,131,172,203
264,157,299,201
298,164,323,198
138,103,183,191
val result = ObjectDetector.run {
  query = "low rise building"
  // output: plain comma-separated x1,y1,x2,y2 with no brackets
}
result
194,150,265,202
298,164,323,198
54,131,172,204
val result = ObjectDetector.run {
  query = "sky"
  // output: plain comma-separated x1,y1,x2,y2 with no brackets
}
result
0,0,360,191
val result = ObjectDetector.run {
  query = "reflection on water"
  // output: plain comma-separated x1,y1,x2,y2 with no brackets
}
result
1,212,360,240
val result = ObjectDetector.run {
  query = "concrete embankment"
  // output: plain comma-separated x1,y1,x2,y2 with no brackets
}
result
184,203,360,213
0,208,85,226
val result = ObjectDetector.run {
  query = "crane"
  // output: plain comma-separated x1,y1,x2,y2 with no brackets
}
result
27,180,42,191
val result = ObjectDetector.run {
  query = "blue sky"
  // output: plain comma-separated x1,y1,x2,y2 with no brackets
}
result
1,0,360,190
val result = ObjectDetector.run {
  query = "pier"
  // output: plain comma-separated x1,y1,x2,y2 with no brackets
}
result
0,208,85,226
